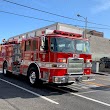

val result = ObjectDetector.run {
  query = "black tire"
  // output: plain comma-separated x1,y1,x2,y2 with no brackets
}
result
28,67,42,87
3,62,9,76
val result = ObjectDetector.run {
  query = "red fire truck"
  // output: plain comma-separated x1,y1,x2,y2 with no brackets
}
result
0,23,94,86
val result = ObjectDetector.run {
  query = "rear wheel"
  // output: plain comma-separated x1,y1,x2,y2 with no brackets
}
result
28,67,42,87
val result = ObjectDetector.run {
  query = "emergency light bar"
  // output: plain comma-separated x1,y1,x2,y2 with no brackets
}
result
54,30,82,37
42,29,82,37
42,29,54,35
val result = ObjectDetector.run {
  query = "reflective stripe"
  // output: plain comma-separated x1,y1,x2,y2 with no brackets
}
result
22,60,67,69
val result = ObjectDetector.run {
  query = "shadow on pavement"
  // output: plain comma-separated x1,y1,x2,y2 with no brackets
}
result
0,73,78,100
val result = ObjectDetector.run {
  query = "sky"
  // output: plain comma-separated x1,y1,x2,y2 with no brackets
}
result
0,0,110,43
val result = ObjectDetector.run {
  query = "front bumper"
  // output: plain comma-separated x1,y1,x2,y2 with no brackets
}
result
53,74,95,84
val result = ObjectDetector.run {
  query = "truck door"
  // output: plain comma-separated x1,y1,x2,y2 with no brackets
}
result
23,39,32,75
39,36,49,81
50,37,57,63
32,38,39,61
39,36,49,62
12,43,21,74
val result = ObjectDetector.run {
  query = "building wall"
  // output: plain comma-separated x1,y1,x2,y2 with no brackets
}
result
88,35,110,61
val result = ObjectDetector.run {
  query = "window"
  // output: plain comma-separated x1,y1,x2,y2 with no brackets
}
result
25,40,31,51
32,40,37,51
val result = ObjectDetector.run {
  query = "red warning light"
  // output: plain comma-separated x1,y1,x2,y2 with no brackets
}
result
54,30,82,37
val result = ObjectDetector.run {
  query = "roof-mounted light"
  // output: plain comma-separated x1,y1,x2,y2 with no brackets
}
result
54,30,82,37
41,29,82,37
41,29,54,35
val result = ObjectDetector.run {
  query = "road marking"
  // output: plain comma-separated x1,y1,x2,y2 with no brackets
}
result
79,83,98,88
0,78,59,105
72,86,88,90
84,81,110,89
68,85,87,90
78,90,99,94
64,82,99,91
78,86,110,94
71,83,98,90
49,85,110,107
71,92,110,107
97,77,110,82
83,81,104,87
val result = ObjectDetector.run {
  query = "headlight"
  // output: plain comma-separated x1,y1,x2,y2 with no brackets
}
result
57,64,67,67
58,58,66,63
51,63,67,67
84,62,92,68
86,59,90,63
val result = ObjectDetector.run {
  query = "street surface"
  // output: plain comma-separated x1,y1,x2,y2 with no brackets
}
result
0,73,110,110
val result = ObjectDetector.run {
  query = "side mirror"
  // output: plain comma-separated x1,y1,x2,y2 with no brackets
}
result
44,37,48,51
41,36,45,47
40,36,48,51
50,44,54,51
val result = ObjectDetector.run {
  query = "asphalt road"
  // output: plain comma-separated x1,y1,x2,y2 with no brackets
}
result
0,73,110,110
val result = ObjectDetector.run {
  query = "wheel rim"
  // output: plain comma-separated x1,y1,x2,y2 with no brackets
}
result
29,71,36,84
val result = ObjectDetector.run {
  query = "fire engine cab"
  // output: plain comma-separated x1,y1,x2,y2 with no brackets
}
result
0,23,94,86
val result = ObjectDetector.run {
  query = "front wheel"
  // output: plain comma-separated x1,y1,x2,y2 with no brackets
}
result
28,67,42,87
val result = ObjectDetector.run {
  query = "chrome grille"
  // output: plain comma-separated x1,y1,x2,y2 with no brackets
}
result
67,58,84,74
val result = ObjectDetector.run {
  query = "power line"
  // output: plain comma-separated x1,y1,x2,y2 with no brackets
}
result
1,0,84,23
88,26,110,30
0,10,56,23
0,10,110,31
2,0,110,28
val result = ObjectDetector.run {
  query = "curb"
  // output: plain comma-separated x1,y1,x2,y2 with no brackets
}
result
93,72,109,76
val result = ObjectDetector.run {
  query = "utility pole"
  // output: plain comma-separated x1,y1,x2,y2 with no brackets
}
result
77,14,87,38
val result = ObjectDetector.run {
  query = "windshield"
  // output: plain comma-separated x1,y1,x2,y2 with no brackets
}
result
50,37,75,52
75,40,90,54
50,37,90,54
